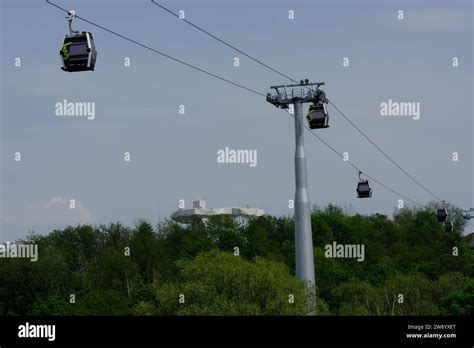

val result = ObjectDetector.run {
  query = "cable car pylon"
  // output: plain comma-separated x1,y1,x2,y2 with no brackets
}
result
267,79,328,313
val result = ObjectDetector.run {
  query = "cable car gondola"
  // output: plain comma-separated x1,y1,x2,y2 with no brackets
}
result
443,220,453,232
356,172,372,198
435,208,448,222
306,102,329,129
60,11,97,72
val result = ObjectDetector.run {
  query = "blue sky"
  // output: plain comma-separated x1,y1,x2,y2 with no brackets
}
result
1,0,473,241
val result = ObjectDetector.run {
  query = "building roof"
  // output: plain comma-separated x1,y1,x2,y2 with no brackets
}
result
171,200,264,223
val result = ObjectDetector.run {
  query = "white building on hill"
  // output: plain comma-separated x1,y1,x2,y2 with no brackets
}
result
171,199,265,224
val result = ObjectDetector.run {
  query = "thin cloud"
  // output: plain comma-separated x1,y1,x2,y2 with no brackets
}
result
403,8,468,28
5,196,94,227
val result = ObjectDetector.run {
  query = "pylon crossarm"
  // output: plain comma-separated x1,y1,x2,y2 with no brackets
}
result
266,80,327,108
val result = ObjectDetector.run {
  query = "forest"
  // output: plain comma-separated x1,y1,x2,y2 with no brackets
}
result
0,203,472,316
